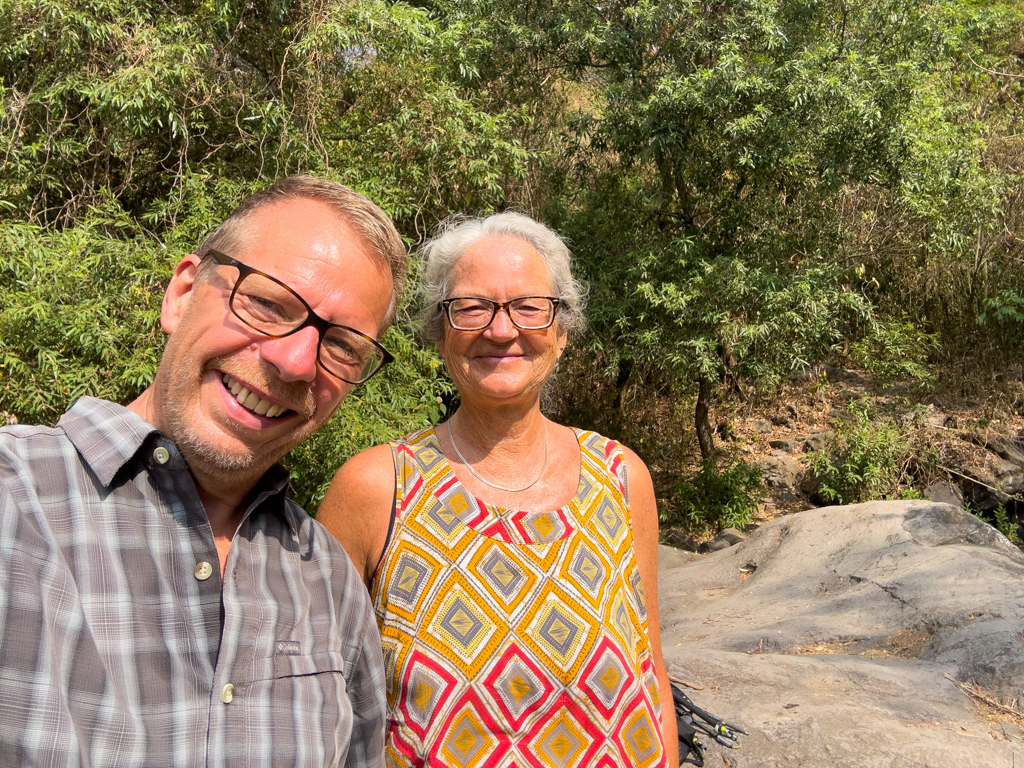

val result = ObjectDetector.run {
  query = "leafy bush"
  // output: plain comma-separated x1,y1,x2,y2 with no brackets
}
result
850,317,938,387
670,456,763,535
807,401,918,504
970,503,1022,546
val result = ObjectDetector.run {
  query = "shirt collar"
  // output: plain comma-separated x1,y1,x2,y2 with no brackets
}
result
58,397,161,487
58,398,295,529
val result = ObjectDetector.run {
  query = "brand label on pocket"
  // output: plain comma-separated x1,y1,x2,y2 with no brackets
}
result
275,640,301,656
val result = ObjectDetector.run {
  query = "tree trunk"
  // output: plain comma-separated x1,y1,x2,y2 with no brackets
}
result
695,375,715,461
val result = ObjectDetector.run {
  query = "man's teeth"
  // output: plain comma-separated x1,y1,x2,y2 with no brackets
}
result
221,374,288,418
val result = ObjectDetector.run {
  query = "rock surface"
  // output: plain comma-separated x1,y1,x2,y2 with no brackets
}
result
657,500,1024,767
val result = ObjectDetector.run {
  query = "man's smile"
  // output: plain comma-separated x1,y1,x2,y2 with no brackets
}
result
220,372,294,419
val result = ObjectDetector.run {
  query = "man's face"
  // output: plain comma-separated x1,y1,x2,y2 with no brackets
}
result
155,198,393,483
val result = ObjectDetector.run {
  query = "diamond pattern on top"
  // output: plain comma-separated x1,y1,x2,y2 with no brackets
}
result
467,542,537,610
399,650,460,740
641,656,661,711
377,427,664,767
521,583,598,678
615,699,663,768
521,693,603,768
606,584,640,658
482,645,556,730
591,495,627,551
629,564,648,621
433,692,511,768
578,637,635,720
384,542,445,623
422,583,504,678
511,508,572,544
380,625,415,707
559,537,610,609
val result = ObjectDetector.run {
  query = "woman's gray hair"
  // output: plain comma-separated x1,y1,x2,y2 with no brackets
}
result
417,212,587,344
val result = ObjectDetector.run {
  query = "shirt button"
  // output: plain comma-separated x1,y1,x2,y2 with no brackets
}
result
153,446,170,465
194,562,214,581
221,683,234,704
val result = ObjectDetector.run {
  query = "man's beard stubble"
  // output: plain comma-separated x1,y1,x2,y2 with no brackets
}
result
157,338,318,485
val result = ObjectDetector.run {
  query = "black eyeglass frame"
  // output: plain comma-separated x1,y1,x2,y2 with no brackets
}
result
440,296,562,332
204,249,394,385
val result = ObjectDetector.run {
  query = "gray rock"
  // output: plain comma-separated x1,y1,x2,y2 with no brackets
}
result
752,419,773,433
662,528,699,552
768,438,801,454
698,527,748,553
959,428,1024,471
755,453,805,492
924,410,951,428
802,429,834,453
656,501,1024,766
923,481,963,507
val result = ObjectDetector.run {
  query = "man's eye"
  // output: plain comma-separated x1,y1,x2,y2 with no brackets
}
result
239,293,290,322
323,337,364,364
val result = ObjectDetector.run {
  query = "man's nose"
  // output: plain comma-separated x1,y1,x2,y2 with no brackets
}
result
259,325,320,383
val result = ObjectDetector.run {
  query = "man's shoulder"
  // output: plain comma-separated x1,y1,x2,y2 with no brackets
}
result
0,422,75,470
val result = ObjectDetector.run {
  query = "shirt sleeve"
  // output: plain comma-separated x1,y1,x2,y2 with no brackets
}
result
343,598,388,768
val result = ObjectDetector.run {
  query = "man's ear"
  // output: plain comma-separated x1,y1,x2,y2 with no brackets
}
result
161,254,203,334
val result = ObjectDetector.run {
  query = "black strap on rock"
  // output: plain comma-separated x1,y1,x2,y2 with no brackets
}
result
671,680,747,766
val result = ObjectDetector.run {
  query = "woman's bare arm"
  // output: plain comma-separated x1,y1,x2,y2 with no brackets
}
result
317,443,397,589
623,445,680,767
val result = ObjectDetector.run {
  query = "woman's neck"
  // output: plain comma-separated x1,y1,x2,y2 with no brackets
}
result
450,398,546,458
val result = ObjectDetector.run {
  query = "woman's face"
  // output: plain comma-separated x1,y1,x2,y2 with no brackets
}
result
438,235,568,408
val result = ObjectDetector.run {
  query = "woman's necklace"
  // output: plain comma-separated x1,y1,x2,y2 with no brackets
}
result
446,417,549,493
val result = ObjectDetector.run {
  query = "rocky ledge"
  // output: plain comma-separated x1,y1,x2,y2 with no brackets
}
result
658,500,1024,767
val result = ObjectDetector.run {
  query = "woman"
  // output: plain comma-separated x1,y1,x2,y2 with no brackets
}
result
319,212,678,767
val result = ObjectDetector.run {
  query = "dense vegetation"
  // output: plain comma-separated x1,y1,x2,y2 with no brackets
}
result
2,0,1022,518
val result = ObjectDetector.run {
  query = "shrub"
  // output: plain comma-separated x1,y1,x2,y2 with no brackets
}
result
670,455,763,535
807,401,918,505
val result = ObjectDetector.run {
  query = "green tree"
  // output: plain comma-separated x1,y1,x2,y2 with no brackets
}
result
0,0,533,506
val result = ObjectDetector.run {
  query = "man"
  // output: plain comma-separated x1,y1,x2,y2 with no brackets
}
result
0,176,406,766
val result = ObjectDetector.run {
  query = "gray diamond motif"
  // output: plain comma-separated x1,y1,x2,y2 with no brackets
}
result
594,497,623,540
625,717,658,761
614,600,634,645
445,714,487,766
575,474,594,503
494,658,544,718
405,666,445,725
586,651,628,707
523,511,563,543
570,547,605,593
538,721,583,768
630,568,647,615
391,555,431,604
538,606,581,657
425,504,467,537
480,550,525,600
439,596,485,648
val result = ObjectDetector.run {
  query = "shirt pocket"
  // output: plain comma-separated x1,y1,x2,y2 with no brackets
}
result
229,651,353,768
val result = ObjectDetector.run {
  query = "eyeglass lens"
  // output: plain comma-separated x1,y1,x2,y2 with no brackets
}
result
231,271,385,383
447,297,556,330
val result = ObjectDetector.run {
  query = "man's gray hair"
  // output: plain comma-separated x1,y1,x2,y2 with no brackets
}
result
196,175,408,328
417,212,586,344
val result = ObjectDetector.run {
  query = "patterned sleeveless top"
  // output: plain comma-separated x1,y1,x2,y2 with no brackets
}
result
371,426,666,768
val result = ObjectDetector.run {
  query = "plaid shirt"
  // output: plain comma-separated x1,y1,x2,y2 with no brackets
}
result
0,397,386,767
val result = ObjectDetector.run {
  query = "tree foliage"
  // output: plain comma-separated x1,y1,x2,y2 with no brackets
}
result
2,0,1024,517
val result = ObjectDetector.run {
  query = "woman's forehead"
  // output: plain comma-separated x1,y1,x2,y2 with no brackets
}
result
451,236,553,293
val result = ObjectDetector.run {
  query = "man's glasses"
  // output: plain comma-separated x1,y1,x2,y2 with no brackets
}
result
205,250,393,385
441,296,561,331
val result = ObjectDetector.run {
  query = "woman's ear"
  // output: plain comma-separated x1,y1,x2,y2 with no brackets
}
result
161,254,203,334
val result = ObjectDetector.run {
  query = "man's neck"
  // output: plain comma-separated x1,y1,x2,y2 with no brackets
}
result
127,385,262,550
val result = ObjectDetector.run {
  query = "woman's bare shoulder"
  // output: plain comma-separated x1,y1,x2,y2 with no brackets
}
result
317,443,397,585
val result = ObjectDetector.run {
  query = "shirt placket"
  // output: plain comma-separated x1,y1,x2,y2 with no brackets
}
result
147,437,228,766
